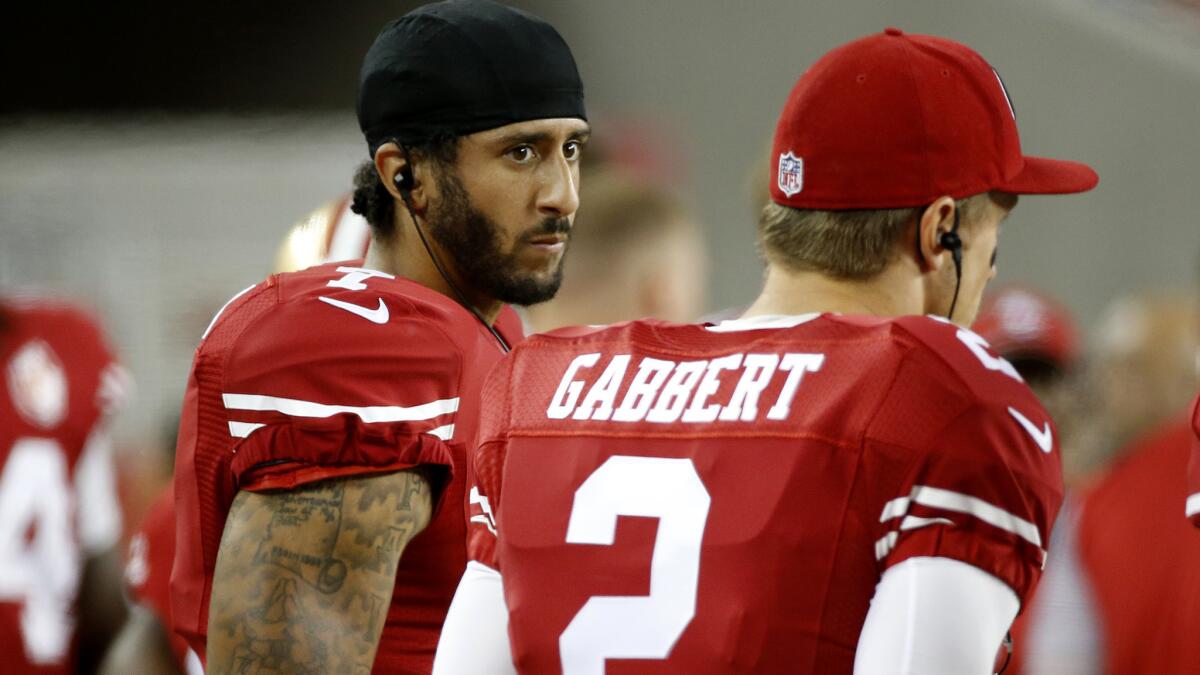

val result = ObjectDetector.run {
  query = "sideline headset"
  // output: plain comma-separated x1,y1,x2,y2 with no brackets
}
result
915,202,964,321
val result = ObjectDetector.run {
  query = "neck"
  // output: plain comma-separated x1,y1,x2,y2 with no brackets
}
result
742,264,923,320
363,228,504,325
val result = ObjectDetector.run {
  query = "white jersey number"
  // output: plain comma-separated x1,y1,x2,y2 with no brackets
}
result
559,456,712,674
0,438,79,664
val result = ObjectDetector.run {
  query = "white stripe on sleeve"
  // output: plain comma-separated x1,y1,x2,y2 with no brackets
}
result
1187,492,1200,519
222,393,458,423
875,485,1045,562
228,421,266,439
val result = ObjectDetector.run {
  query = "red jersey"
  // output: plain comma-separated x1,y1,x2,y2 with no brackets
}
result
170,262,522,674
1078,416,1200,675
125,484,199,673
0,295,126,674
467,313,1063,674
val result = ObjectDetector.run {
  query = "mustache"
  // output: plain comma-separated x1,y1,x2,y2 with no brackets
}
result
520,217,572,242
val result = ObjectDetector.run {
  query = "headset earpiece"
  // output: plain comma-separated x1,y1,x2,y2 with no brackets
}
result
939,230,962,253
394,167,414,192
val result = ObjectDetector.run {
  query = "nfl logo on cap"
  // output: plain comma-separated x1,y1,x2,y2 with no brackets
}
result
778,151,803,197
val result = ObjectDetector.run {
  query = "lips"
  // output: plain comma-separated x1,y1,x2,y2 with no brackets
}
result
527,233,568,247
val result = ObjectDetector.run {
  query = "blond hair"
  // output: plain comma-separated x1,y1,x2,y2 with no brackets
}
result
757,193,998,279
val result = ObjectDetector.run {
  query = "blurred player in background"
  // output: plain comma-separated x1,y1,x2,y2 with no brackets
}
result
524,168,707,332
0,293,129,673
170,1,587,672
435,27,1097,674
99,419,199,675
1023,292,1200,675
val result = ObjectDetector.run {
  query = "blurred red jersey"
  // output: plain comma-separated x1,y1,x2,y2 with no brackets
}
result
0,295,125,674
1186,395,1200,528
1079,413,1200,675
467,313,1063,674
125,484,199,673
170,262,522,674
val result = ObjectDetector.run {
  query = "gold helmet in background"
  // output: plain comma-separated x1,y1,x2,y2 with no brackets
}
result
272,194,372,273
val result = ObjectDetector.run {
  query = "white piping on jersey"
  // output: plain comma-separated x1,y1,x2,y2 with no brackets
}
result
469,486,497,535
222,393,459,423
899,515,955,530
875,485,1046,563
705,313,821,333
202,285,256,340
425,423,455,441
228,421,266,439
1187,492,1200,519
873,516,956,560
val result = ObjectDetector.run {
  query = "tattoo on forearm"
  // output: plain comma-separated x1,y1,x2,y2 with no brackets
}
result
207,471,433,674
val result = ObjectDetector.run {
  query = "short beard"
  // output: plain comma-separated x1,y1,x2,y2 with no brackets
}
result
425,169,570,307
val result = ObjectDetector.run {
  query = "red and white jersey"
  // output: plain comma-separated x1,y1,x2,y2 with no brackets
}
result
0,295,126,674
125,484,203,675
1080,415,1200,674
1187,395,1200,528
170,262,522,674
467,313,1063,674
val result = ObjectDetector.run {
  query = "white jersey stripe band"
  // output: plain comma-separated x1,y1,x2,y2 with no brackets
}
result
879,497,911,522
228,421,266,438
1187,493,1200,519
876,485,1044,553
425,424,455,441
222,393,458,423
910,485,1042,548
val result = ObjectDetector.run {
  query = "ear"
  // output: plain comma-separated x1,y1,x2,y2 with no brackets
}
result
374,142,429,212
915,195,958,272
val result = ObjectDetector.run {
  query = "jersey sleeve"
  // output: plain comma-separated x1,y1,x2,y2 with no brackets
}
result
220,294,458,497
465,353,516,570
868,317,1065,604
1187,394,1200,527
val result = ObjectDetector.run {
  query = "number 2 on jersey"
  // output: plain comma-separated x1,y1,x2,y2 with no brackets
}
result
559,456,712,675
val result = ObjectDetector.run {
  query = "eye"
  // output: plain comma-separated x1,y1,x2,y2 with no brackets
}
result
563,140,583,162
506,145,537,163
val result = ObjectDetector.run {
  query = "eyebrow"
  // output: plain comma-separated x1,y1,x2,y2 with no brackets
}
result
493,126,591,147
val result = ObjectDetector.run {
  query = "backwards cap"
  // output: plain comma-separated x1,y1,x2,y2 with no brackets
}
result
357,0,586,156
771,28,1098,209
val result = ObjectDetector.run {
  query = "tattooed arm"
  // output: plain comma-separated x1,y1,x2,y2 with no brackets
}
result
206,469,433,674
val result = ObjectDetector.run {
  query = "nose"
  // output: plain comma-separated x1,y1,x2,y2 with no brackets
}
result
536,152,580,218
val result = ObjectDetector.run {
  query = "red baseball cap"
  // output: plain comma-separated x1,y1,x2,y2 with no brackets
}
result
770,28,1099,209
973,285,1081,370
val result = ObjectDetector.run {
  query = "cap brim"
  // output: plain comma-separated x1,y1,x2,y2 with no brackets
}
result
998,156,1099,195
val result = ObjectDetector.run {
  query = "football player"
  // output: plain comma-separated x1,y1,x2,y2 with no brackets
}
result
1040,293,1198,675
0,293,129,673
435,28,1097,674
169,1,588,673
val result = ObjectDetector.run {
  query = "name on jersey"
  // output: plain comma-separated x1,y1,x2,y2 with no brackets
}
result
547,352,824,423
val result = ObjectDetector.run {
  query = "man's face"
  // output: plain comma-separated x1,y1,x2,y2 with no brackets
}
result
426,118,590,306
951,195,1012,326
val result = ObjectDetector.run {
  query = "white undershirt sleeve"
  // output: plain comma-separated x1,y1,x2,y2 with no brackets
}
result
854,556,1019,675
432,561,517,675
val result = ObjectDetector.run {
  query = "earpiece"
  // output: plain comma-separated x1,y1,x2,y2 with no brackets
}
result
938,230,962,256
394,167,414,192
